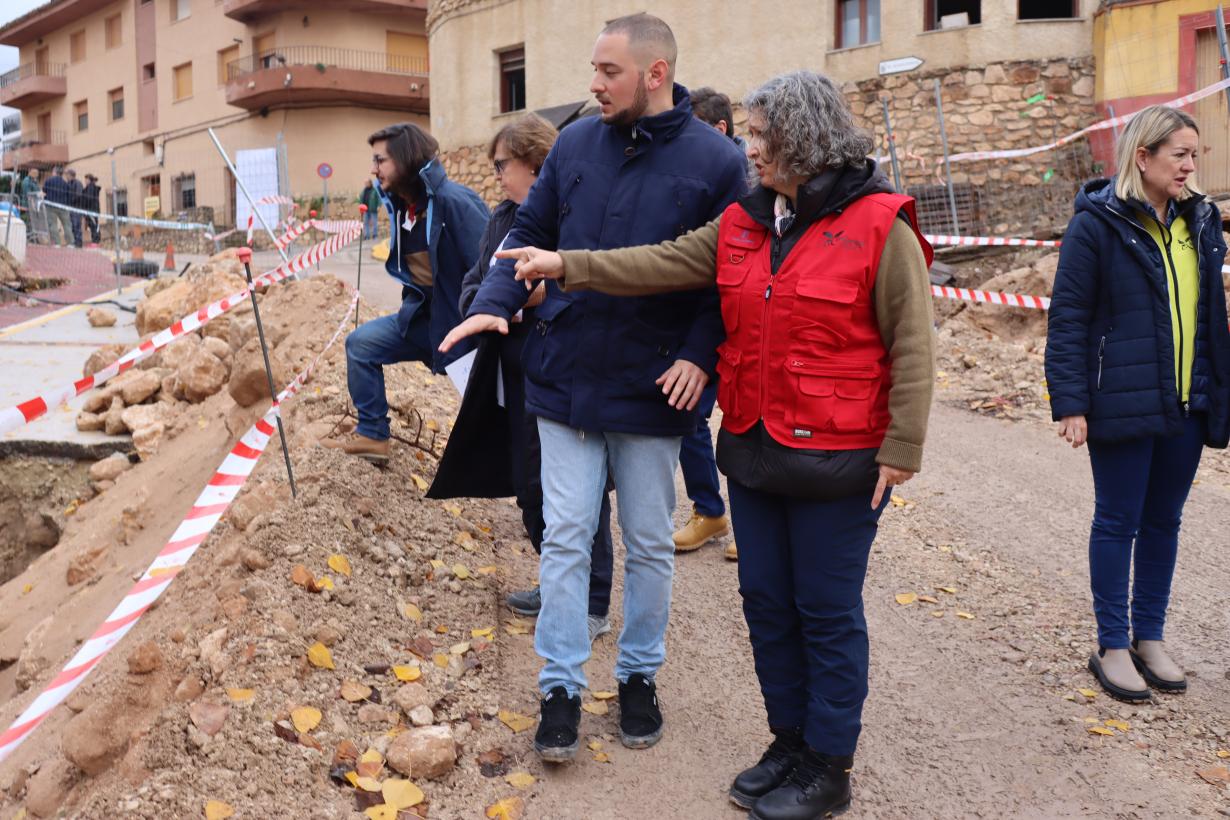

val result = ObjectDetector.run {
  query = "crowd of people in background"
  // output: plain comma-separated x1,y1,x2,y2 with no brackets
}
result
11,164,102,248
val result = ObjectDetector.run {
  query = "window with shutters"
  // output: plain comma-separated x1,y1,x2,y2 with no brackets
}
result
70,30,86,63
74,100,88,132
498,46,525,113
109,87,124,121
173,62,193,101
217,45,238,85
105,14,122,49
835,0,880,48
174,174,196,210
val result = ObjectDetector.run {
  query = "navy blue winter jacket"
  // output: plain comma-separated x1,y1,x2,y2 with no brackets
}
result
379,160,489,373
41,174,71,206
467,85,747,436
1045,179,1230,447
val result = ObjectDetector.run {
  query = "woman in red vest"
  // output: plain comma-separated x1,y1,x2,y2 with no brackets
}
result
496,71,935,820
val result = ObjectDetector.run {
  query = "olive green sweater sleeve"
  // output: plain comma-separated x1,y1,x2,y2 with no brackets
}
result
874,220,936,473
559,218,721,296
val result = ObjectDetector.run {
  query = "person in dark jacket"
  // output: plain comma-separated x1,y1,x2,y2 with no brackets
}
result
41,166,73,247
1045,105,1230,703
445,113,616,644
65,169,83,247
441,14,746,763
496,70,935,820
81,173,101,245
321,123,489,464
358,180,381,239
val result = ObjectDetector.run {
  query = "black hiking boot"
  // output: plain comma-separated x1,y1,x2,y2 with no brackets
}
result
729,728,806,809
618,673,663,749
750,748,853,819
533,686,581,762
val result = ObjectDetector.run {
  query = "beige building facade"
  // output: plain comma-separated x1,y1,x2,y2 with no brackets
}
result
1,0,431,228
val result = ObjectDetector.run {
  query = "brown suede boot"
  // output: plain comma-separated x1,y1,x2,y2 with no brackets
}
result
724,541,738,561
1131,640,1187,692
320,432,390,465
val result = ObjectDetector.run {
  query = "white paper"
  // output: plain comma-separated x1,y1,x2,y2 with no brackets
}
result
443,348,506,409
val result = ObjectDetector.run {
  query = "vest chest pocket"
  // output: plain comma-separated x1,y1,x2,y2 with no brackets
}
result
791,277,861,349
786,358,881,434
715,344,741,419
717,221,765,333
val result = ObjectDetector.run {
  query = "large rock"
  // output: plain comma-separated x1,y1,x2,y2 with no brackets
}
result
119,369,162,405
392,682,434,716
89,452,132,483
120,402,175,434
76,411,105,432
227,338,289,407
83,343,127,378
157,334,200,373
135,279,192,336
178,348,228,403
103,396,127,436
15,615,54,692
63,698,130,776
86,307,117,327
132,423,166,460
386,724,456,779
202,336,232,368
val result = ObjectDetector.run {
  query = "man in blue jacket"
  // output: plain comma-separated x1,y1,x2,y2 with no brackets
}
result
441,13,746,762
323,123,489,464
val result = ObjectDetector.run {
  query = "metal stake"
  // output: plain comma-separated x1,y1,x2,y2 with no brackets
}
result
1217,6,1230,111
881,98,904,193
354,204,367,331
237,246,297,498
934,79,960,235
206,128,293,272
109,148,122,294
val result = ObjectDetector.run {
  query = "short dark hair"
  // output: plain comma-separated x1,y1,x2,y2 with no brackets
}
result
368,123,439,201
489,113,558,174
690,87,736,140
601,13,677,81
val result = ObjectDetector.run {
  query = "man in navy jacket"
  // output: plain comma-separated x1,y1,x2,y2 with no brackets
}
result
441,13,746,761
324,123,489,464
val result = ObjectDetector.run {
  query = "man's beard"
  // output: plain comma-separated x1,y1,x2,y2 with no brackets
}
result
602,74,650,127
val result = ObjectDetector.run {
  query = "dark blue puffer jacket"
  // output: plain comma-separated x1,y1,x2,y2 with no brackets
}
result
1045,179,1230,447
467,84,747,436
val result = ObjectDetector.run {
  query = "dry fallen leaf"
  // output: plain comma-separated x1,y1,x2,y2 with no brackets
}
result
450,642,471,656
499,710,536,733
587,739,603,751
356,775,383,792
291,564,314,588
486,797,526,820
505,771,536,789
307,642,335,670
1087,726,1115,736
434,624,449,634
444,503,462,517
591,691,616,700
382,778,425,809
357,749,384,779
344,771,361,788
1217,750,1230,759
364,805,397,820
433,653,449,668
328,554,353,577
581,701,608,716
1196,766,1230,785
291,706,322,734
204,800,234,820
225,688,255,703
1104,719,1130,732
453,563,471,580
403,603,423,621
894,593,917,606
1077,688,1098,699
936,586,957,594
956,612,976,620
471,627,495,639
341,680,373,703
477,565,498,575
504,620,531,636
411,474,429,492
917,595,939,604
316,576,335,591
593,751,611,763
429,559,445,570
393,665,421,682
930,610,945,618
189,702,230,737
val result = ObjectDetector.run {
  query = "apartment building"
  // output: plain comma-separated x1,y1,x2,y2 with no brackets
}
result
0,0,430,226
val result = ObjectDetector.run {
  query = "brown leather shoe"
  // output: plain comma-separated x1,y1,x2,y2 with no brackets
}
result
673,510,730,552
724,541,738,561
320,432,390,465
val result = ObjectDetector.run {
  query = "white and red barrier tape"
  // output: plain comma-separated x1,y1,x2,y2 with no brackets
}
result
0,291,359,765
272,219,362,251
0,226,361,437
926,234,1062,248
946,76,1230,164
255,195,296,207
932,284,1050,310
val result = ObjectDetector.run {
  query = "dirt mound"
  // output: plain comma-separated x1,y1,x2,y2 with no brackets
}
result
944,253,1057,342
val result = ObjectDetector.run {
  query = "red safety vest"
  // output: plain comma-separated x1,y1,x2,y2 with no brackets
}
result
714,193,931,451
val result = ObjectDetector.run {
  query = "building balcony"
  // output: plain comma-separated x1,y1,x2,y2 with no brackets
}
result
1,131,68,170
225,46,429,113
0,63,66,108
222,0,426,23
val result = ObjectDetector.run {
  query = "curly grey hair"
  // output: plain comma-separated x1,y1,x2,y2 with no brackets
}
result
744,71,872,180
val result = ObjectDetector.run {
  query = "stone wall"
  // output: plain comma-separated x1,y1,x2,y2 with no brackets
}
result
440,56,1099,234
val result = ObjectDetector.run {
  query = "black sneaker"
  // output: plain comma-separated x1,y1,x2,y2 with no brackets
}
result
729,728,805,809
533,686,581,762
617,673,663,749
506,586,541,617
750,749,852,820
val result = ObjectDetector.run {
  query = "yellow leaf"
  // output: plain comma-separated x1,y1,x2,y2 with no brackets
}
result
357,749,384,779
504,619,531,635
1217,750,1230,759
1077,688,1098,699
582,701,608,715
477,565,498,576
429,559,445,569
307,642,335,670
453,563,471,580
471,627,495,639
917,595,939,604
498,710,536,733
930,610,945,618
444,503,462,517
486,797,526,820
591,691,616,700
393,665,421,682
433,653,449,668
889,495,908,507
382,778,425,809
894,593,917,606
411,474,429,492
956,612,975,620
1104,719,1130,732
341,680,372,702
356,775,383,792
1083,717,1100,724
434,624,449,634
1063,694,1076,702
450,642,472,656
226,688,255,703
936,586,957,594
364,805,397,820
505,771,536,789
344,771,360,788
403,603,423,621
454,531,476,550
593,751,611,763
1087,726,1115,736
316,576,335,591
291,706,322,733
587,739,603,751
21,583,32,595
328,554,352,577
204,800,235,820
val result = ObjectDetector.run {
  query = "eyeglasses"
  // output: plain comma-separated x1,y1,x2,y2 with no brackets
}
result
372,154,390,165
493,157,512,175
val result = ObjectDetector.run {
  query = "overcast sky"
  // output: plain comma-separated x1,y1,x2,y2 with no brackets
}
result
2,0,55,131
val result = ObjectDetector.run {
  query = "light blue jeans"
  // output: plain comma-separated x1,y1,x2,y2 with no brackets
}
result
536,417,681,696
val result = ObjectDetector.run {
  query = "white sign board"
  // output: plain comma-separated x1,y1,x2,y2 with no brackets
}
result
234,147,279,234
879,56,924,76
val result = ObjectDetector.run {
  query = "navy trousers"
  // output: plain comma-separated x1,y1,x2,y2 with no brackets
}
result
678,383,725,518
730,479,887,756
1087,413,1205,649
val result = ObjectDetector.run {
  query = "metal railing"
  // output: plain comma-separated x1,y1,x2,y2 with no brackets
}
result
0,62,67,89
2,114,20,134
10,130,66,149
226,45,428,82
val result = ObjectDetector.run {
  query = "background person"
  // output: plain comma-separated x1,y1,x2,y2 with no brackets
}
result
321,123,489,464
65,168,83,247
20,169,42,242
41,166,73,247
358,179,381,239
1046,105,1230,703
499,70,936,820
81,173,101,245
441,13,746,763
